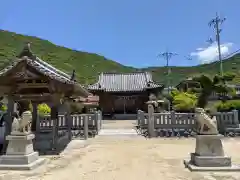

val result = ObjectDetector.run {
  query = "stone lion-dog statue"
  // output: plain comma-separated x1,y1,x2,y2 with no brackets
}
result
11,111,32,134
195,107,218,135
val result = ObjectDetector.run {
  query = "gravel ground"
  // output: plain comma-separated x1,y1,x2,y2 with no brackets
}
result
1,137,240,180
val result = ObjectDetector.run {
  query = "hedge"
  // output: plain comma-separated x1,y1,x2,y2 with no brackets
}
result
215,100,240,112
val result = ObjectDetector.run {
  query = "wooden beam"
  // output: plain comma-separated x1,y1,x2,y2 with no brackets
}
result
13,93,51,98
12,93,52,102
0,86,12,95
16,83,49,90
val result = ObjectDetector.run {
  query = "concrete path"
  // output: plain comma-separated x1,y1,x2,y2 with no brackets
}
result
98,119,139,137
101,120,137,129
98,128,139,137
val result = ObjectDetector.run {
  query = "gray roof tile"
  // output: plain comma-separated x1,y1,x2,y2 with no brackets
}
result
88,72,163,92
0,43,89,95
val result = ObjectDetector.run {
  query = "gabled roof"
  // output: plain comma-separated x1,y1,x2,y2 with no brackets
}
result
88,72,163,92
0,43,89,96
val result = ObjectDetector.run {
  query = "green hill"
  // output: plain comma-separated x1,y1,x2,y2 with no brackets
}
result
0,30,136,84
0,29,240,86
144,53,240,85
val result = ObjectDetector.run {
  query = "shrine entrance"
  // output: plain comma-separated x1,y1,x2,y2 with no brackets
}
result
114,95,138,114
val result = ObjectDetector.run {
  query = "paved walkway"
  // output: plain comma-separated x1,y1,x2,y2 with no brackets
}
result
1,120,240,180
98,128,138,136
98,119,139,137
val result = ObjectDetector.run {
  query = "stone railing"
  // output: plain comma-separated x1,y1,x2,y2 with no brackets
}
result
137,109,239,137
37,110,102,138
34,110,102,153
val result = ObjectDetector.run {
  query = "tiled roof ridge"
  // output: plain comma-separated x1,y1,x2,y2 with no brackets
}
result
18,43,71,80
101,71,149,75
35,57,71,80
144,71,153,83
0,43,77,85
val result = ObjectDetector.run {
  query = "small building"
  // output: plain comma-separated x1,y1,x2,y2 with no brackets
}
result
176,78,201,92
87,72,164,115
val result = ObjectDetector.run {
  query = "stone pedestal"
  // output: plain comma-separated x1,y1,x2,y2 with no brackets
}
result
184,135,240,171
0,133,45,170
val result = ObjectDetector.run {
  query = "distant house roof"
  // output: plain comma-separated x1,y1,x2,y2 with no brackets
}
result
88,72,163,92
78,94,99,102
75,94,99,106
0,43,89,96
175,78,201,90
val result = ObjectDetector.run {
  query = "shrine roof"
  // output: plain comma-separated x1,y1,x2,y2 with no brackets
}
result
0,43,89,96
88,72,163,92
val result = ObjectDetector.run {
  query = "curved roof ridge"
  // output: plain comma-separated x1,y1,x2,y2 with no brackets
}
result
102,71,149,75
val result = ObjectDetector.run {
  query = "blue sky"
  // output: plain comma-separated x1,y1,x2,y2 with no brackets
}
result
0,0,239,68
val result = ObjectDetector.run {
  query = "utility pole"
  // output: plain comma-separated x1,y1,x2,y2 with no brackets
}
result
208,12,226,76
158,50,177,111
158,50,178,95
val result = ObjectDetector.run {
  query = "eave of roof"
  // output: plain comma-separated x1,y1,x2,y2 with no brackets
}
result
0,43,89,97
87,72,163,92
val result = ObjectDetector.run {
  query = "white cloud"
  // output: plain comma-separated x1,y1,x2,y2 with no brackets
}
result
190,42,233,64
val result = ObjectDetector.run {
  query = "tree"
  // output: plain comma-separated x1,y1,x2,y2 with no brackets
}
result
192,73,236,108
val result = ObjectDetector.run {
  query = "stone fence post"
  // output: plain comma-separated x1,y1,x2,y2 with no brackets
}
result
148,104,156,138
137,110,141,125
94,111,99,132
84,115,88,140
232,109,239,125
99,110,103,129
170,111,176,124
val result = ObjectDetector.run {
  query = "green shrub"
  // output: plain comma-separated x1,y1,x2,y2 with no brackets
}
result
38,103,51,115
29,103,51,116
172,91,197,112
0,104,7,111
215,100,240,112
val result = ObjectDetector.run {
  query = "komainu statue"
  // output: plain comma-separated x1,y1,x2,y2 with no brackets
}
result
195,108,218,135
11,110,32,134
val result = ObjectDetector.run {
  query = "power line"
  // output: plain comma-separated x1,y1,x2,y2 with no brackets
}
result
208,12,226,76
222,48,240,60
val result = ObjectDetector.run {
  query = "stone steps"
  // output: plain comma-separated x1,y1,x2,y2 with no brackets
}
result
102,125,135,129
98,129,138,137
98,119,139,137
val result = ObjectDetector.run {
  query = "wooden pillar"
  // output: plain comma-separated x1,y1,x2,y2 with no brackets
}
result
50,94,62,150
31,102,38,132
51,105,59,150
2,95,14,153
64,101,72,140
